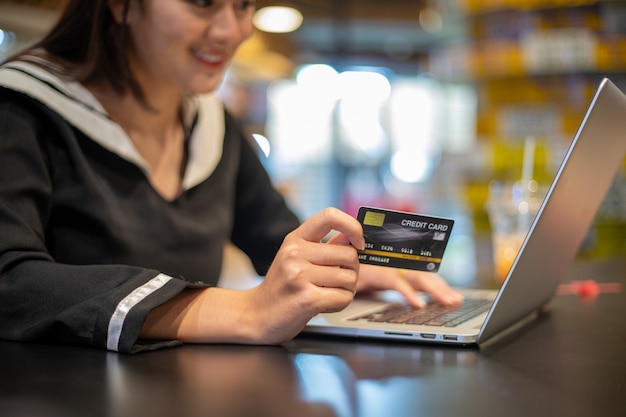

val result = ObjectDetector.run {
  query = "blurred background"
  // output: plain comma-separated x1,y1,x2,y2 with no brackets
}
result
2,0,625,285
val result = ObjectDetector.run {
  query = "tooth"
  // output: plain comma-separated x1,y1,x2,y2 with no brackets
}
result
197,51,220,62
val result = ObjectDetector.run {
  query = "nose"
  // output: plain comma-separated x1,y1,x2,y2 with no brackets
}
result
208,4,245,44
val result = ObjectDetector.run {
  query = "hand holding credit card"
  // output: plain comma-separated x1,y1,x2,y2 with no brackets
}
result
356,206,454,272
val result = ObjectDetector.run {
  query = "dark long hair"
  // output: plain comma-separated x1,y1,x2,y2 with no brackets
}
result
8,0,144,101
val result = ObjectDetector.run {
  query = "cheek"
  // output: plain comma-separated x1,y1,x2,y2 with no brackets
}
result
144,5,197,50
129,14,190,60
236,19,256,45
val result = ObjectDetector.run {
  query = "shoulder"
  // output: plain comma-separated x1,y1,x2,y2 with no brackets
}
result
0,62,105,132
0,85,66,135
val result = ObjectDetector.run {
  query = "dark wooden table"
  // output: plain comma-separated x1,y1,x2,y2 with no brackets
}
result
1,259,624,417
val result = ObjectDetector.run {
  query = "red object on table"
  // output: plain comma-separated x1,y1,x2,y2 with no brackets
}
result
557,279,623,298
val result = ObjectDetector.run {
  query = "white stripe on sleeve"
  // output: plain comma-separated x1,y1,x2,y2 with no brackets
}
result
107,273,172,351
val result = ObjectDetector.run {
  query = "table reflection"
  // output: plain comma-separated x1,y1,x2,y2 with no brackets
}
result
286,338,479,417
1,259,623,417
0,338,479,417
107,344,337,417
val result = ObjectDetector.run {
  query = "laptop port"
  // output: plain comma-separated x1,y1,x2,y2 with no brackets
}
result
443,335,458,341
420,333,436,339
384,331,413,337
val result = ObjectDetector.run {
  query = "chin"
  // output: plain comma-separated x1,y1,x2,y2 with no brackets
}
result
187,72,226,94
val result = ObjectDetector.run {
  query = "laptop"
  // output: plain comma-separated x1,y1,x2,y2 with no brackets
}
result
303,78,626,346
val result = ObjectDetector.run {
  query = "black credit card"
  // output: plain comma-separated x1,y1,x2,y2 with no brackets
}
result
356,206,454,272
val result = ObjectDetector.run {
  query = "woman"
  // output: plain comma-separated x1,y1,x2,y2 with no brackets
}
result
0,0,461,353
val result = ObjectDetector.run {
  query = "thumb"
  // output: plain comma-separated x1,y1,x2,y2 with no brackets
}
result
293,208,365,250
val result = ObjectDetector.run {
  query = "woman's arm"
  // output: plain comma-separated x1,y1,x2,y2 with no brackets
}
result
0,91,191,353
141,208,365,345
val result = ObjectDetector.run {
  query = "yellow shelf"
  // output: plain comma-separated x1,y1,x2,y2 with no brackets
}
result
445,0,626,258
432,36,626,80
460,0,597,14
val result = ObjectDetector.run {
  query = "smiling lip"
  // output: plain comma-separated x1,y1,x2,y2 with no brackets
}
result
194,50,228,69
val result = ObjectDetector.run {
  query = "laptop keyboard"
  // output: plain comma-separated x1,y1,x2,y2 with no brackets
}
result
351,298,492,327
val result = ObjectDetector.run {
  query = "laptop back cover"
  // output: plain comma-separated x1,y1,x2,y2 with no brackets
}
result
477,78,626,344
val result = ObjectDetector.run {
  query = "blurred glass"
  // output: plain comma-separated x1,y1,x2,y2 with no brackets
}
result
486,180,548,284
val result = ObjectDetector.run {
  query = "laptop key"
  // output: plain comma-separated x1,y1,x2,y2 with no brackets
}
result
354,298,492,328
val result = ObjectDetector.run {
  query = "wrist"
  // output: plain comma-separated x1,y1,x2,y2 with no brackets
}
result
140,287,263,344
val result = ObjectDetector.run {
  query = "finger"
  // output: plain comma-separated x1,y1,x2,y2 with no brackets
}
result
277,237,360,272
382,269,428,308
292,208,365,250
309,285,356,313
326,231,355,247
302,240,360,270
354,265,425,308
307,263,359,293
404,271,464,305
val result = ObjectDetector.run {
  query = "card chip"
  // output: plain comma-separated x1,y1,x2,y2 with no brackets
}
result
363,211,385,227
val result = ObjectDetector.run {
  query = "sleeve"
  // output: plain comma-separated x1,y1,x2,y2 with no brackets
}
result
227,113,301,275
0,92,191,353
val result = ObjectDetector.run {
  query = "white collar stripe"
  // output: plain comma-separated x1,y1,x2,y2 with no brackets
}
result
0,62,224,190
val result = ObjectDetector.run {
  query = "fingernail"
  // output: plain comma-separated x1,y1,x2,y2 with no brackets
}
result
451,294,464,304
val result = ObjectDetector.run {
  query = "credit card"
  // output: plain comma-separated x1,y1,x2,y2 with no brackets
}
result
356,206,454,272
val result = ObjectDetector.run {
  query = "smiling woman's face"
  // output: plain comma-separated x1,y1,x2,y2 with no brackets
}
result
119,0,256,96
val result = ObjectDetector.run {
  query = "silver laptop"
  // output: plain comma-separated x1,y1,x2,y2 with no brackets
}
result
304,78,626,346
